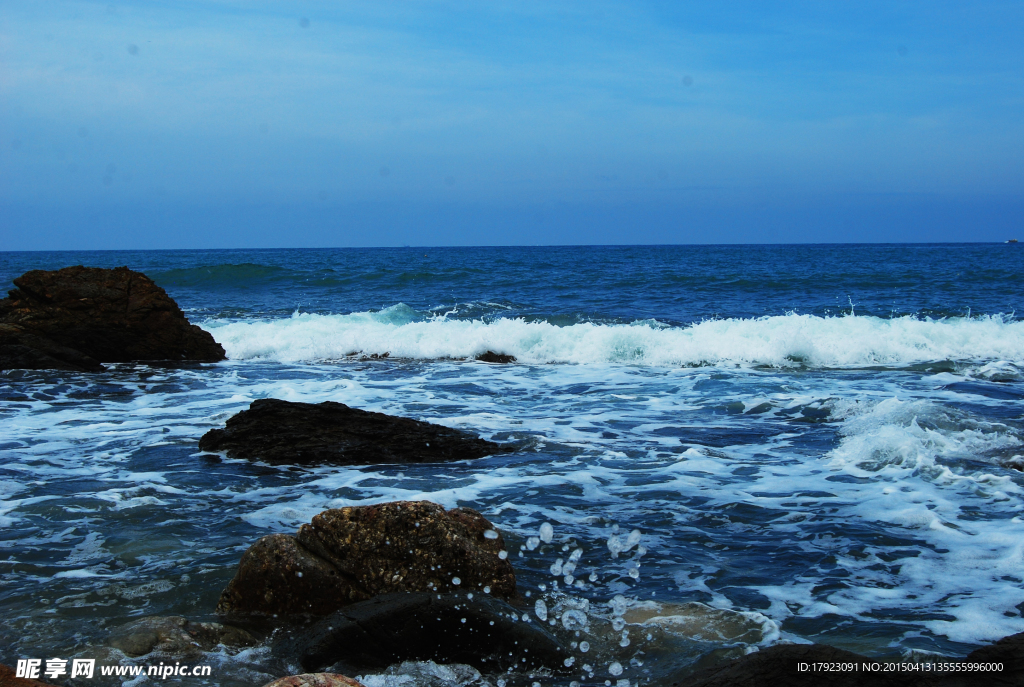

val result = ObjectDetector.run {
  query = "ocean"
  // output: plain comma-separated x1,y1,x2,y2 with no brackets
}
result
2,244,1023,686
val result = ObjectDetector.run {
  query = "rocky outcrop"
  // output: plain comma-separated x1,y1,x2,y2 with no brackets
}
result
475,351,516,363
0,323,104,372
0,266,224,370
262,675,365,687
272,592,568,675
675,632,1024,687
217,501,516,619
109,616,257,658
199,399,510,466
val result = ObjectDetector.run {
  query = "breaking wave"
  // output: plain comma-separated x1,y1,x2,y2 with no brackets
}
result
203,309,1024,368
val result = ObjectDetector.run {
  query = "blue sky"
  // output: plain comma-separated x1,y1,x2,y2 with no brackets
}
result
1,1,1022,248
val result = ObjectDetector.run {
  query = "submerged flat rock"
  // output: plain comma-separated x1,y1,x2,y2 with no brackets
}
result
217,501,516,619
199,398,510,465
272,592,568,675
0,265,224,370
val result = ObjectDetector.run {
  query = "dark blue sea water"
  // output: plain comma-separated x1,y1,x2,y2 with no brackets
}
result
1,244,1023,686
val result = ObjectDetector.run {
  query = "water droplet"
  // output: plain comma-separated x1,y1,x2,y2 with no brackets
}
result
539,522,554,543
564,574,574,585
483,586,491,593
607,534,622,558
569,547,583,563
561,609,588,631
579,641,590,653
564,657,576,667
535,599,548,621
461,617,467,623
610,595,628,616
498,550,508,560
550,558,563,576
624,529,641,551
452,577,461,585
526,537,540,551
613,617,626,631
620,630,630,647
589,572,598,582
295,571,303,578
609,662,623,677
484,529,499,539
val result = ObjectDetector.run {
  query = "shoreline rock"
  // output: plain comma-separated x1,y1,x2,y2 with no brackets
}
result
199,398,511,466
0,323,104,372
475,351,516,363
271,592,569,675
0,266,224,371
217,501,516,619
108,615,257,658
262,675,365,687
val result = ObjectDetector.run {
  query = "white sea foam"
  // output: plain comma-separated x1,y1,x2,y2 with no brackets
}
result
203,310,1024,368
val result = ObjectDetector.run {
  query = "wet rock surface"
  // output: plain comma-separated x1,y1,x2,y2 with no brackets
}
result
0,265,224,369
198,398,511,465
623,601,773,644
108,615,257,658
0,323,104,372
262,674,365,687
217,501,516,619
272,592,569,675
475,351,516,363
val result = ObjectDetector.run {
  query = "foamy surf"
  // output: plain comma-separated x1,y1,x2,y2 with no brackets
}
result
203,309,1024,368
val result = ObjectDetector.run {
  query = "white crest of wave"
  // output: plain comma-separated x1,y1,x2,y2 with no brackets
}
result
203,309,1024,367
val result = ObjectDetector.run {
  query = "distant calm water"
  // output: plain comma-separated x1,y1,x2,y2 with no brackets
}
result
2,244,1023,686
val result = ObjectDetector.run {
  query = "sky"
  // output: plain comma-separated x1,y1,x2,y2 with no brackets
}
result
1,0,1023,249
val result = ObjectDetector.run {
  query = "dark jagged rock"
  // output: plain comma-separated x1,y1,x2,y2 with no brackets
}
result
109,615,257,658
0,323,104,372
476,351,516,363
962,632,1024,687
199,398,511,465
217,501,516,619
272,592,568,675
674,634,1024,687
0,266,224,368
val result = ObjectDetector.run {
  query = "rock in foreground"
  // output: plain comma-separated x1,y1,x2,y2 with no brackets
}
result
108,615,257,658
199,398,510,465
262,674,365,687
217,501,516,619
0,266,224,370
272,592,568,675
